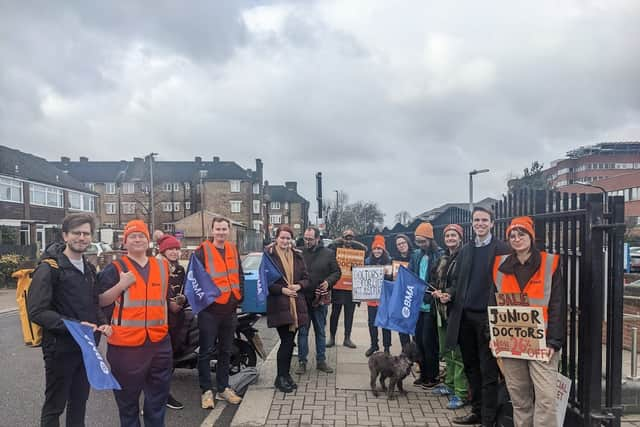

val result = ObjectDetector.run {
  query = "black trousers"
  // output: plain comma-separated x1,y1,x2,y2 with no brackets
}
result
329,302,356,337
458,310,499,425
367,305,391,349
276,325,296,377
197,310,236,393
415,310,439,382
107,336,173,427
41,350,90,427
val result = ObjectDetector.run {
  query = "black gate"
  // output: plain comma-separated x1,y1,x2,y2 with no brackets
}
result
364,189,625,426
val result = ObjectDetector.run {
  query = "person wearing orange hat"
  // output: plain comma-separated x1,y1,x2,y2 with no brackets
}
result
491,216,565,426
364,235,393,357
157,234,188,410
431,224,468,409
408,222,444,390
98,220,183,427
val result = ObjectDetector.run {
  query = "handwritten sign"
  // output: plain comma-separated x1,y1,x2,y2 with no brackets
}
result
556,373,571,427
333,248,365,291
352,266,385,301
488,305,550,361
392,260,409,280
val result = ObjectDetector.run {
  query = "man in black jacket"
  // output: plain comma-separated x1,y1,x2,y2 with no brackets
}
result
296,227,341,374
28,213,111,427
439,207,510,426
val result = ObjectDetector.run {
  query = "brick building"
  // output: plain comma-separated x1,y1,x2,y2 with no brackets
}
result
264,182,309,238
0,146,97,252
53,155,264,244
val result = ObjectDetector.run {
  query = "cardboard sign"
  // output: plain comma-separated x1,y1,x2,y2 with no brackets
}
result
556,373,571,427
352,266,385,301
488,305,550,361
333,248,365,291
392,260,409,280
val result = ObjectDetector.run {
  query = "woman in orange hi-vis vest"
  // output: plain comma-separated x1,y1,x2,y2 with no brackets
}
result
98,220,182,427
491,216,565,427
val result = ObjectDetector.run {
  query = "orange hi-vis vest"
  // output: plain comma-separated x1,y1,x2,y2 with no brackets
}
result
201,240,242,305
109,256,169,347
492,251,559,328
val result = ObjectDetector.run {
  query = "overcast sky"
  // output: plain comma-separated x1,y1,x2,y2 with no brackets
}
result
2,1,639,224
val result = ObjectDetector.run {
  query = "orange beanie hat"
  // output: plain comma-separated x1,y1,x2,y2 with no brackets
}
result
123,220,150,243
506,216,535,240
415,222,434,239
443,224,464,240
371,235,386,250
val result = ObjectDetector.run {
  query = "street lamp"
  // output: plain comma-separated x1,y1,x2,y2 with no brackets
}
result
264,181,271,244
148,152,158,235
573,181,608,207
469,169,490,212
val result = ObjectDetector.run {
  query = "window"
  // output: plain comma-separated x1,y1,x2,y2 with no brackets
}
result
163,223,175,232
173,202,181,212
270,201,280,210
0,177,23,203
122,182,135,194
105,203,116,214
252,220,262,231
162,202,173,212
631,187,640,201
253,200,261,214
184,182,190,192
121,202,136,214
30,184,63,208
230,201,242,213
105,183,116,194
253,183,260,194
68,192,95,211
230,180,241,193
185,201,191,210
270,215,282,224
162,183,173,192
84,182,95,191
102,222,115,228
173,183,180,192
284,202,289,209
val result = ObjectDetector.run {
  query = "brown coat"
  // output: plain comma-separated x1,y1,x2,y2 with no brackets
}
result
266,247,310,329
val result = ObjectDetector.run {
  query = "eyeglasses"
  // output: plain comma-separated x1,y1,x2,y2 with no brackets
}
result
69,231,91,237
344,235,354,240
303,237,316,242
414,238,428,245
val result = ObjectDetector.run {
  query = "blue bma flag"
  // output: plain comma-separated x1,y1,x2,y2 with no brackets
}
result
374,280,395,330
380,266,426,335
184,253,221,315
257,253,282,305
62,319,121,390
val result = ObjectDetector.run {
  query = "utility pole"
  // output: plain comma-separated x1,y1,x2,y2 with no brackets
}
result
148,153,158,234
469,169,490,212
200,170,207,240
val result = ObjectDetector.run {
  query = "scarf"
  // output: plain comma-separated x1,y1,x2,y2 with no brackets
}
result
274,245,298,331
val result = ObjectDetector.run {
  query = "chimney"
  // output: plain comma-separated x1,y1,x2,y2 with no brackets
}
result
195,156,202,165
60,156,70,165
119,160,127,170
213,156,220,164
79,156,88,163
285,181,297,192
255,158,263,182
133,157,143,164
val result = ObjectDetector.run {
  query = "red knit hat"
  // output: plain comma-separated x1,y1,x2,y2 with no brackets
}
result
415,222,434,239
371,235,386,250
506,216,535,240
158,234,181,253
123,220,150,243
443,224,464,240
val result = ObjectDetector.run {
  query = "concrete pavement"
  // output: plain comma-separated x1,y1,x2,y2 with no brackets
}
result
230,304,469,427
0,287,17,313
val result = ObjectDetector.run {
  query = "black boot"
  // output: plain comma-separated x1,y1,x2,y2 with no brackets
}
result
343,336,357,348
274,376,294,393
285,374,298,389
326,335,335,348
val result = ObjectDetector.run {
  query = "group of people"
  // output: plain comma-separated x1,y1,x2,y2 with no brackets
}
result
265,207,565,427
28,214,245,427
27,206,565,427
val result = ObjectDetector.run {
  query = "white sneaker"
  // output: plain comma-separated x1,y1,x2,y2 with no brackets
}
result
201,390,215,409
216,387,242,404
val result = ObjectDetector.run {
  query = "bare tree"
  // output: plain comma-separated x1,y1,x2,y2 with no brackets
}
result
394,210,412,226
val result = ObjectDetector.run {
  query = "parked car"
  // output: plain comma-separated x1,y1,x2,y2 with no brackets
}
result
630,247,640,272
85,242,113,256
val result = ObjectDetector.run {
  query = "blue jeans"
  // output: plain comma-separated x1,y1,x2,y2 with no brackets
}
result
297,304,328,363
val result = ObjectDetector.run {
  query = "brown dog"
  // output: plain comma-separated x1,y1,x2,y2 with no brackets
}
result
368,342,420,399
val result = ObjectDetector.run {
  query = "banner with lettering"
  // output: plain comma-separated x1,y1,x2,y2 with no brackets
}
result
488,305,550,361
382,266,425,335
184,253,220,315
352,266,385,301
556,373,571,427
333,248,365,291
